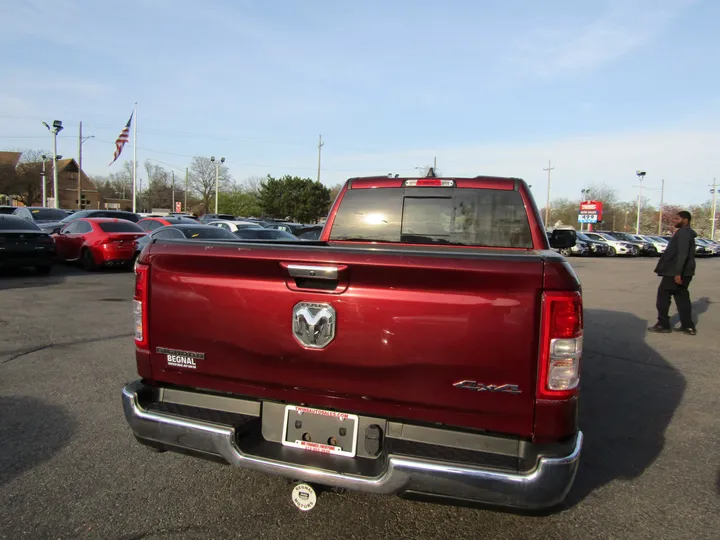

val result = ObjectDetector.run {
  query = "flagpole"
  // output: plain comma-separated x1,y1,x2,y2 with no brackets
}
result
132,102,138,212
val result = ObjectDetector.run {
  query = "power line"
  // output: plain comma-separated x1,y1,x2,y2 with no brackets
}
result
94,138,417,173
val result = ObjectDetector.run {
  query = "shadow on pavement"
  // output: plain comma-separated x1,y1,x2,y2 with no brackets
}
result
0,265,80,290
669,296,711,328
568,307,686,507
0,396,75,487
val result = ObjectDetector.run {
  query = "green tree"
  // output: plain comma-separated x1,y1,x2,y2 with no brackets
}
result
329,183,344,202
219,185,261,217
257,175,331,223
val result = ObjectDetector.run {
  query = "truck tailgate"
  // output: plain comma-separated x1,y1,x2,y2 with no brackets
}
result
145,243,544,436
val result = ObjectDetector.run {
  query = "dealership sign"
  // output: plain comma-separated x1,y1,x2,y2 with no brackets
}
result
578,200,603,224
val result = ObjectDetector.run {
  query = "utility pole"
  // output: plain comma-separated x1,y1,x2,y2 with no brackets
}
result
132,102,138,213
41,155,47,207
657,179,665,235
543,160,554,226
711,178,718,241
433,156,437,171
78,121,82,210
77,123,94,210
185,167,189,213
171,171,175,210
317,135,324,183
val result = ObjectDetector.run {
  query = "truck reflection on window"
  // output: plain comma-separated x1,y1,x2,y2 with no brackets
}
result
331,188,532,248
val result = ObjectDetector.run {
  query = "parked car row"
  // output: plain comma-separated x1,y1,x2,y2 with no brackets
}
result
555,229,720,258
1,208,327,275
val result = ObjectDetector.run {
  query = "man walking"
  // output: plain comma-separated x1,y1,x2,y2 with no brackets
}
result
648,211,697,335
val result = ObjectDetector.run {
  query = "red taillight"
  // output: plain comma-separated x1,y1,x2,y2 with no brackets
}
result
133,262,150,349
537,291,583,400
404,179,455,187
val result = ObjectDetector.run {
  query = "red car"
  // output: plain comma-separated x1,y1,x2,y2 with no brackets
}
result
137,216,196,232
54,218,146,270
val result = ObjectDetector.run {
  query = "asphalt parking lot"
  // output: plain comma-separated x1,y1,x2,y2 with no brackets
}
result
1,258,719,540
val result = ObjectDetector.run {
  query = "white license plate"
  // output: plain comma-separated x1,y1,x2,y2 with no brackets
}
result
281,405,359,458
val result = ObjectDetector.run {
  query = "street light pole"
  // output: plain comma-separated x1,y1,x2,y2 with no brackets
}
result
43,120,64,208
635,170,646,235
210,156,225,214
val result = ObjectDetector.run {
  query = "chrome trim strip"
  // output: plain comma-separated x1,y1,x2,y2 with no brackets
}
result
286,264,339,280
122,382,581,510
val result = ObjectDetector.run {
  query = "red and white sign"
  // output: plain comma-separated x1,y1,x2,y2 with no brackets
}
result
579,200,603,221
281,405,359,458
175,201,182,212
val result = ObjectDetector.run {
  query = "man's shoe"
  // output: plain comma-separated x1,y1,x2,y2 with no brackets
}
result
674,327,697,336
648,324,672,334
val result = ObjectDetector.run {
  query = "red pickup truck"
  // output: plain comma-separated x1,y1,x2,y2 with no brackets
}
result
122,175,582,511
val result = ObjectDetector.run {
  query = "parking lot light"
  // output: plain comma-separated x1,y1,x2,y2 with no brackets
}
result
43,120,64,208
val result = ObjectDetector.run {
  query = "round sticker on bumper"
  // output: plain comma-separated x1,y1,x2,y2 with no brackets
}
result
291,483,317,511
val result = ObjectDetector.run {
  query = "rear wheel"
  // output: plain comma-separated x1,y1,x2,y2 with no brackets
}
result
560,248,572,257
81,248,97,271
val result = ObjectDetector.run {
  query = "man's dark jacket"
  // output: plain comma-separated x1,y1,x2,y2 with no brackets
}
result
654,227,697,277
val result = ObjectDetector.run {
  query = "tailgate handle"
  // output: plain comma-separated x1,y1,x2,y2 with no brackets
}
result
281,263,349,294
286,264,340,280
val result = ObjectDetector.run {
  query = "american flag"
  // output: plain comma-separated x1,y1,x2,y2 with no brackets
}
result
109,112,133,166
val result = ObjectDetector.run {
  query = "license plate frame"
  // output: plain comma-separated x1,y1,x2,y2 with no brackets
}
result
281,405,359,458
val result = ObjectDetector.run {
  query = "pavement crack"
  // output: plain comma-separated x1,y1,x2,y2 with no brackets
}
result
0,333,134,364
585,348,705,376
1,344,53,364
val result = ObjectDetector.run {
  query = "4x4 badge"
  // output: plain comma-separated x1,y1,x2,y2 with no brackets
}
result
453,380,521,394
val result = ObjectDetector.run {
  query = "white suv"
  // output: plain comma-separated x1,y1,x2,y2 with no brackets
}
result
583,232,636,256
639,235,667,254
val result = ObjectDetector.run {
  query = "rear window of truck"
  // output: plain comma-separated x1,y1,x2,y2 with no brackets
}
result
330,188,532,248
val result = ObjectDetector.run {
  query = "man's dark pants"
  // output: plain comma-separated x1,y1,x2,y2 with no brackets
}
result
656,276,694,329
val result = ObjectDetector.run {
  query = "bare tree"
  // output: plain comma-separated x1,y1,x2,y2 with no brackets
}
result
415,165,441,177
95,161,133,199
189,156,232,212
243,175,265,196
144,160,171,209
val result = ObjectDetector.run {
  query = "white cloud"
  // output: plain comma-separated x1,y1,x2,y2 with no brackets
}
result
508,0,694,77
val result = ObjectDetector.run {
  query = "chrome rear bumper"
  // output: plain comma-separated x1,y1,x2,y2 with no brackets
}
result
122,381,582,510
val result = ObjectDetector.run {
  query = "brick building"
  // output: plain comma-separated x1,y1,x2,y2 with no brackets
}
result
0,154,106,210
39,158,104,210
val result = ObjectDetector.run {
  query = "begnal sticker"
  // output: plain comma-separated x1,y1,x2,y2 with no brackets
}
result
167,354,197,369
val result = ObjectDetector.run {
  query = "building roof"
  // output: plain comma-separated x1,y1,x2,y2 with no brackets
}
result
0,151,22,167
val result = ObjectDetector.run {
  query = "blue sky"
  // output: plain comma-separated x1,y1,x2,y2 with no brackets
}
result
1,0,718,206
